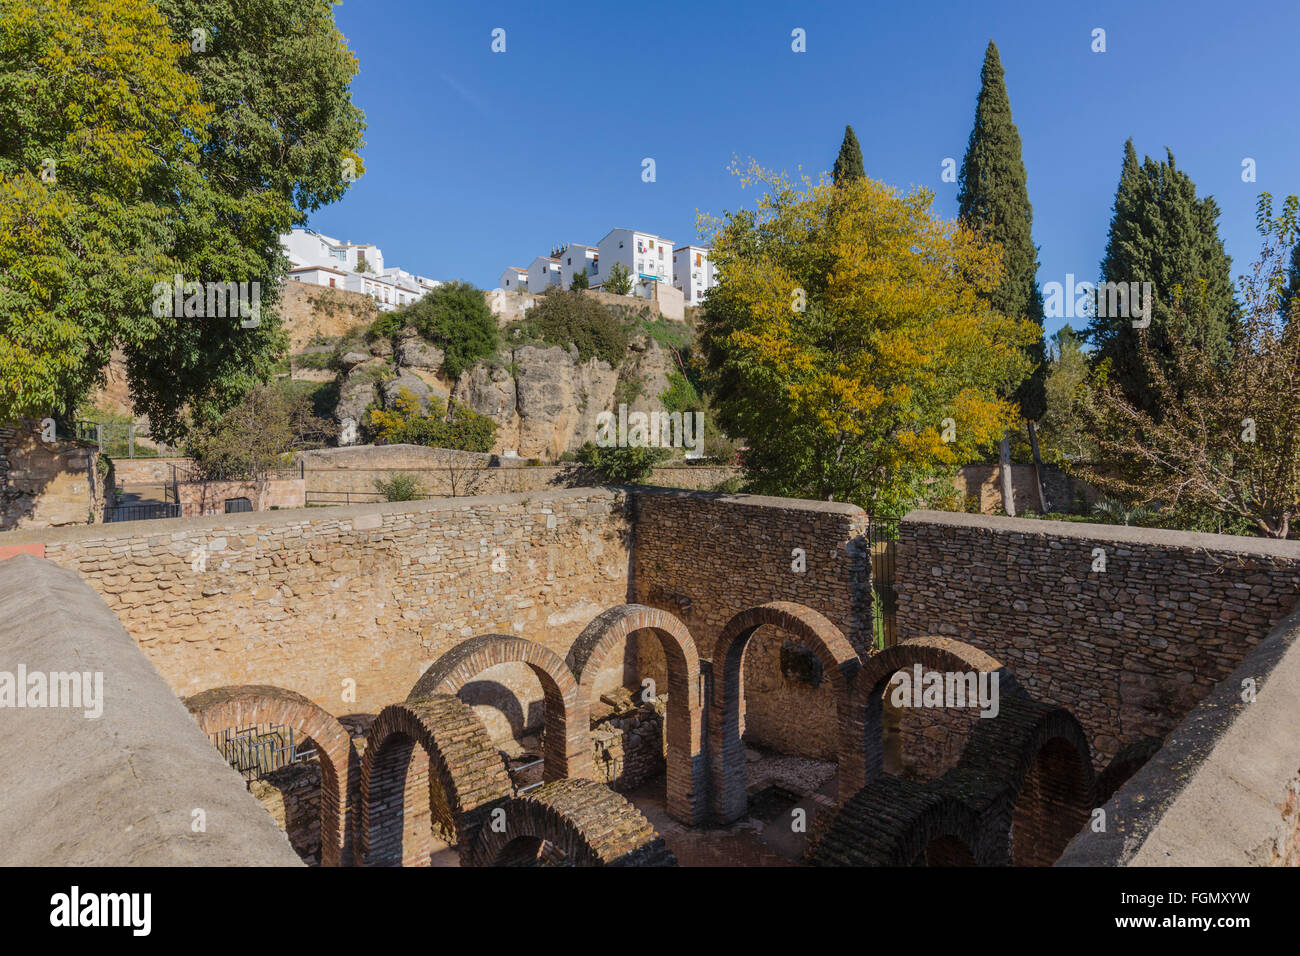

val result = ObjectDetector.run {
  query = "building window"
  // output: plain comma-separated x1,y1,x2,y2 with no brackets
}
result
696,253,702,267
329,277,335,287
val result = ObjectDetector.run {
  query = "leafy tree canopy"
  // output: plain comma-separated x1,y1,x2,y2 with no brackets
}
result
697,159,1038,515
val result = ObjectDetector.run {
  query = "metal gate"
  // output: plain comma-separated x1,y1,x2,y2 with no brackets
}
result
867,516,899,649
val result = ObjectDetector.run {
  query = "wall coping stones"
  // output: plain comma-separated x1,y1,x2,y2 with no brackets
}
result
903,509,1300,558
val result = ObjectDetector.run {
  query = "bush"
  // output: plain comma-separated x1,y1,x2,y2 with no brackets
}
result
400,281,498,379
508,290,630,366
374,472,424,501
574,441,668,483
365,387,497,453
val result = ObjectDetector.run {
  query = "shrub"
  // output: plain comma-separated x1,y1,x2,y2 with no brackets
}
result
400,281,498,379
365,387,497,453
374,472,424,501
509,290,630,366
574,441,668,483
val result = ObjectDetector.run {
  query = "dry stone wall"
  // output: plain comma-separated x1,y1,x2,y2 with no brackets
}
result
896,511,1300,768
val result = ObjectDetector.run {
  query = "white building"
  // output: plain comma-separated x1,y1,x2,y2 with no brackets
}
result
527,256,562,292
557,244,598,289
281,228,436,311
500,267,528,291
672,245,717,305
594,228,673,299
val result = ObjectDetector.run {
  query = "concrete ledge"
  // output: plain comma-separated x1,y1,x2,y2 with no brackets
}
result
903,509,1300,558
1057,604,1300,867
0,555,303,865
630,485,867,518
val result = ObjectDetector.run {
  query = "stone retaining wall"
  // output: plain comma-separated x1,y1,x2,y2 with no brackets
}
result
896,511,1300,768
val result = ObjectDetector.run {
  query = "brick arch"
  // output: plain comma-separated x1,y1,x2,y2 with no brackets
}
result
409,634,592,781
462,778,676,867
807,774,988,866
185,684,356,867
360,695,513,866
708,602,863,823
956,694,1095,866
851,636,1024,785
567,604,706,825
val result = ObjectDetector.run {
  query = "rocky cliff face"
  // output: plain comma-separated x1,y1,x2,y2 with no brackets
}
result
330,326,681,459
451,337,678,459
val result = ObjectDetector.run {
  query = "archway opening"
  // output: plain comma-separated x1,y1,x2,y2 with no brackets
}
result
364,731,456,866
1010,736,1092,866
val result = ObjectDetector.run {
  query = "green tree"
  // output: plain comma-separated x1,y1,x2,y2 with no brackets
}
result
604,261,633,296
570,268,589,291
374,472,424,501
403,281,498,379
1281,236,1300,319
1077,194,1300,538
185,382,335,479
956,40,1048,513
1085,140,1240,413
832,125,865,187
356,254,370,273
0,0,366,438
1037,325,1094,464
697,159,1037,515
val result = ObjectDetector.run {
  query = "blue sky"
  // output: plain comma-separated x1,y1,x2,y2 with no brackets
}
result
315,0,1300,338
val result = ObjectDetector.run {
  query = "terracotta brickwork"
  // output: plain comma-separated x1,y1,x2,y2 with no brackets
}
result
630,489,872,760
896,511,1300,768
461,778,676,867
361,695,513,866
185,684,357,866
567,604,705,824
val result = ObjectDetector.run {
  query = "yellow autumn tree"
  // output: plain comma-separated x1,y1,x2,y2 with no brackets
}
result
698,159,1039,514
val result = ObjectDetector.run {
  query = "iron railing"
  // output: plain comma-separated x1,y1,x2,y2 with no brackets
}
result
104,502,182,523
867,515,900,649
212,723,316,782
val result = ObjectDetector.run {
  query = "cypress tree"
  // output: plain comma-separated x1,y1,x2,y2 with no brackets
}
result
1282,239,1300,319
956,40,1048,513
832,125,865,186
956,40,1047,421
1086,142,1239,412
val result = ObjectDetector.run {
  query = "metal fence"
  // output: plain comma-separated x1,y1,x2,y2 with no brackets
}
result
867,515,900,649
104,502,182,523
71,420,181,458
211,723,316,782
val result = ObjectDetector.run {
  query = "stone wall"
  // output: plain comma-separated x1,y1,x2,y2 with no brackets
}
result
590,691,667,791
6,490,634,729
896,510,1300,768
0,420,105,530
300,443,737,499
176,477,306,517
1058,604,1300,867
628,488,872,760
111,456,193,484
250,758,322,865
279,280,380,352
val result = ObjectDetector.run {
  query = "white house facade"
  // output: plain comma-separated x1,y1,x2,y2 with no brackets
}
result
594,228,673,299
280,228,439,311
527,256,562,291
500,267,528,291
671,244,717,304
558,244,598,289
